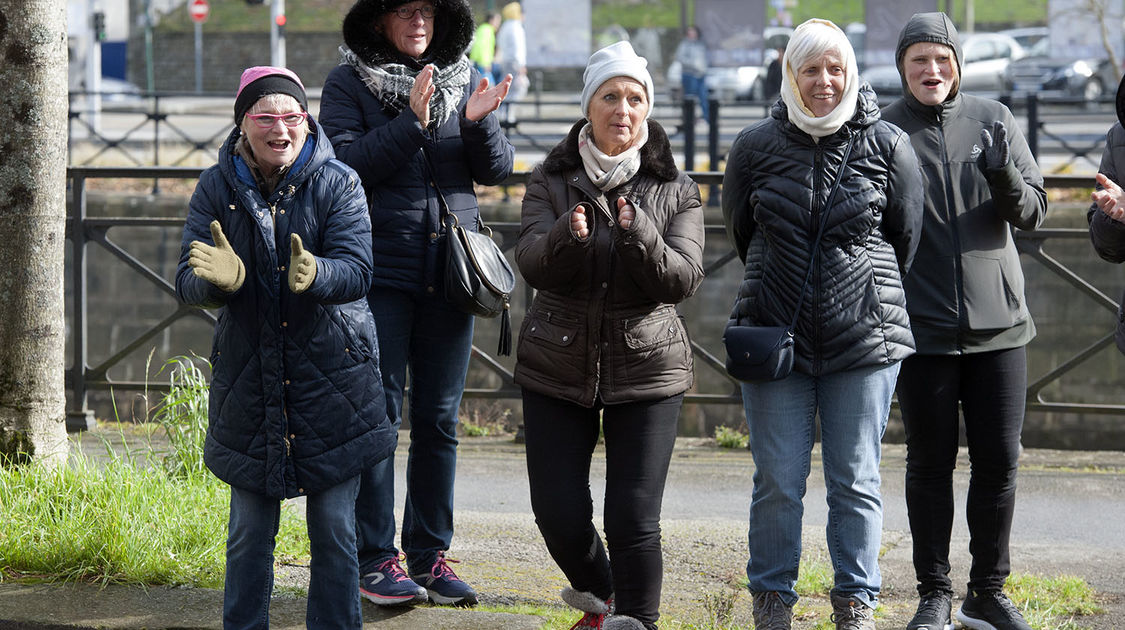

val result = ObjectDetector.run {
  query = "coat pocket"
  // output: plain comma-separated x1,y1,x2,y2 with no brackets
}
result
517,310,586,383
961,254,1027,331
617,309,692,386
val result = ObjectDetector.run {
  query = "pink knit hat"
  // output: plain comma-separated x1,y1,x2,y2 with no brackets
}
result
233,66,308,124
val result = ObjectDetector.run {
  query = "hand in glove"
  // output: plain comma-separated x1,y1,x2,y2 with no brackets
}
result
288,233,317,293
189,221,245,293
978,120,1010,171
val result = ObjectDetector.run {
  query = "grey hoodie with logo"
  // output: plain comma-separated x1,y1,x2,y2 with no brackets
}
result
881,11,1048,355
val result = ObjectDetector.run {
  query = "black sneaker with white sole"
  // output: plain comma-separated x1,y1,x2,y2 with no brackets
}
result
955,589,1032,630
907,590,954,630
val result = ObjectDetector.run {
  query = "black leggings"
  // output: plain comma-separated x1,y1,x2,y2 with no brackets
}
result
522,389,682,629
896,347,1026,595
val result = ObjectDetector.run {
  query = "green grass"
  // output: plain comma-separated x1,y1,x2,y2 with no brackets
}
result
1006,573,1104,629
0,356,310,589
152,0,1050,34
713,424,748,449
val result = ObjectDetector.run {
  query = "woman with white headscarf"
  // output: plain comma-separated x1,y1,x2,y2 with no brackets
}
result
721,19,923,630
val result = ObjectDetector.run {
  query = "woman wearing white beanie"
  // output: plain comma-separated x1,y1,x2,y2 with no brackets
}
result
515,41,704,630
721,18,924,630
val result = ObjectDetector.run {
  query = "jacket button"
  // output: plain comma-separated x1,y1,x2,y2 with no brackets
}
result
257,210,263,217
280,265,286,271
285,379,290,385
298,488,304,494
345,347,350,353
427,286,435,293
562,335,569,342
279,209,286,215
289,433,295,439
601,282,608,289
282,321,288,327
530,326,536,332
430,232,438,239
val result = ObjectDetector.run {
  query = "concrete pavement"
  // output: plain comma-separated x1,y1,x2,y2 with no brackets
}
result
1,433,1123,628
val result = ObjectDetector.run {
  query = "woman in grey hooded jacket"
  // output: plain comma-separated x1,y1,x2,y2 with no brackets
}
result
881,12,1047,630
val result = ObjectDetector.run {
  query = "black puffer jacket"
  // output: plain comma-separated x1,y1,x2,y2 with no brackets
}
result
176,121,394,499
1088,77,1125,353
320,0,514,295
514,120,705,406
883,11,1048,355
722,85,924,376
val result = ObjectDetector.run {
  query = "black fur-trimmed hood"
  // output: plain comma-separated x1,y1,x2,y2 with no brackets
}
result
342,0,475,68
541,119,680,182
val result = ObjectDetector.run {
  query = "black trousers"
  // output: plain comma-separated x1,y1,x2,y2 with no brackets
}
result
896,347,1027,595
522,389,682,629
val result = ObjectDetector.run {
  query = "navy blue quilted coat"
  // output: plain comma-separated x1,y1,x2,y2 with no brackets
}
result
176,119,395,499
319,0,515,295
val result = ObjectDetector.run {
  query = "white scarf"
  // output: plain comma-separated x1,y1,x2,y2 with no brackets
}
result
577,122,649,191
780,50,859,139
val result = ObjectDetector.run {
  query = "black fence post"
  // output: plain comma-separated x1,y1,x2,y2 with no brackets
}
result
151,93,162,194
67,174,96,432
707,98,720,206
683,96,696,171
1026,93,1039,162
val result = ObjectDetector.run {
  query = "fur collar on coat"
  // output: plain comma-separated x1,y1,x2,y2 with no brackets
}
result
342,0,474,68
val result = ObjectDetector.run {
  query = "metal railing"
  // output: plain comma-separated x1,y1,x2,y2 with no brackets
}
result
64,166,1125,431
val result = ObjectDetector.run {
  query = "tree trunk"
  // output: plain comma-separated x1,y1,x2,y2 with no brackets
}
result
0,1,69,467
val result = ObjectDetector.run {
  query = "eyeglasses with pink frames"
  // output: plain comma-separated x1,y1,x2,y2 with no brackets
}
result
246,111,309,128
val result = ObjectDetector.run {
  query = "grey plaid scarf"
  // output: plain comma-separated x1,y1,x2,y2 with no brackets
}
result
340,46,471,129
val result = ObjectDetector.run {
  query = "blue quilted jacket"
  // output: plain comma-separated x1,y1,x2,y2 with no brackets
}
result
176,119,394,499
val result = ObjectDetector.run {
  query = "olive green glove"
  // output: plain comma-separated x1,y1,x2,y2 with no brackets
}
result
189,220,245,293
288,233,317,294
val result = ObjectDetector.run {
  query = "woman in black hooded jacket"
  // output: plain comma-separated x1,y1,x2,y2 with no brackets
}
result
318,0,515,608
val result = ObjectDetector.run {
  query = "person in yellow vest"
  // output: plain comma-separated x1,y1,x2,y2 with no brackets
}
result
469,12,500,85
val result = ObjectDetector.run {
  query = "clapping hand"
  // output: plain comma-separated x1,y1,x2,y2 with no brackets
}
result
410,65,436,128
571,202,591,240
617,197,636,230
1092,172,1125,224
465,74,513,122
189,221,245,293
288,233,317,293
979,120,1010,171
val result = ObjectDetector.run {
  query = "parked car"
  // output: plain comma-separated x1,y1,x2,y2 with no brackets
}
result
865,32,1026,100
999,26,1048,51
1005,36,1123,101
666,26,793,103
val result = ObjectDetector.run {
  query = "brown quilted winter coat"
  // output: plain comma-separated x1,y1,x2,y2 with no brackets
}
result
514,120,705,407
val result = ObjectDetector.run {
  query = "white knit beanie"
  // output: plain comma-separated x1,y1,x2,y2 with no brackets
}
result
580,41,655,120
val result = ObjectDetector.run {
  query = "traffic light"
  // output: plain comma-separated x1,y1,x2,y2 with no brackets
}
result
92,11,106,42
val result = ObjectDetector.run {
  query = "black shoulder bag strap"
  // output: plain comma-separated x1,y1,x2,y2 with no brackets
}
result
785,134,854,332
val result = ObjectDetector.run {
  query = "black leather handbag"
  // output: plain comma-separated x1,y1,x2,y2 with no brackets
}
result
426,151,515,355
444,213,515,354
724,137,853,383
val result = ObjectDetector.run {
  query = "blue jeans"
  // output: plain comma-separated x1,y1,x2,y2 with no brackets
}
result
741,362,900,609
224,476,362,630
682,73,709,123
356,287,474,575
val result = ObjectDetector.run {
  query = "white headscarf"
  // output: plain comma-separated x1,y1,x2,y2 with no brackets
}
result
779,19,859,139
